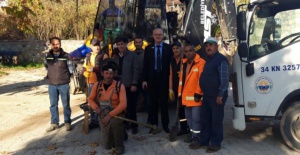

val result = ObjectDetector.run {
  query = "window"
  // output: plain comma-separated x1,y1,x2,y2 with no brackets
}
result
248,6,300,60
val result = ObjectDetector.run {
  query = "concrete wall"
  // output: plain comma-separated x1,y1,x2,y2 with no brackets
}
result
0,40,84,64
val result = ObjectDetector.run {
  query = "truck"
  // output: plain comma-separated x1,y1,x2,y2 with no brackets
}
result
230,0,300,152
181,0,300,152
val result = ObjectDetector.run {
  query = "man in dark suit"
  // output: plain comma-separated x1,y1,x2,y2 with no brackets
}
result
142,28,173,133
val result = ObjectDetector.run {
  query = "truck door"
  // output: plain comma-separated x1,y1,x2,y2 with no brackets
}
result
242,5,300,117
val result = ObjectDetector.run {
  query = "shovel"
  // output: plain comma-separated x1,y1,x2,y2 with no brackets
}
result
114,116,162,134
80,102,90,134
169,99,180,142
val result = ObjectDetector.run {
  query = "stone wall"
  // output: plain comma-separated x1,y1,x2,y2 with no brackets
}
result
0,40,85,64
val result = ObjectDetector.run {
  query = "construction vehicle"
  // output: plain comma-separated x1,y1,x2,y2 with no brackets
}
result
70,0,172,93
180,0,300,152
92,0,171,50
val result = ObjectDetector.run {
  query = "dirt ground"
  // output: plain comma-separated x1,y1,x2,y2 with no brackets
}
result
1,68,299,155
0,68,86,154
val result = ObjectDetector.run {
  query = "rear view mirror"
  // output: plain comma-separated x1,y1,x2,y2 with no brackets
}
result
237,11,247,40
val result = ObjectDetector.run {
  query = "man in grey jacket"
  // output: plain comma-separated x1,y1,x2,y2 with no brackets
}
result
133,36,151,122
113,36,139,134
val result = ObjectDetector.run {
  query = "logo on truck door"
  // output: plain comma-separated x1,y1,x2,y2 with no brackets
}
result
255,76,273,94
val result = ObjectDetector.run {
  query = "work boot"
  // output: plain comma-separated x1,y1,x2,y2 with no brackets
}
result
189,139,207,149
115,147,125,155
184,132,192,143
206,146,221,153
177,129,189,136
132,127,138,135
163,126,170,133
104,145,113,150
65,123,72,131
149,128,154,134
46,124,59,132
104,140,115,150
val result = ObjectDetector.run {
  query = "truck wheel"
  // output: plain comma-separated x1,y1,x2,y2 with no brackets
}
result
69,75,77,95
280,103,300,152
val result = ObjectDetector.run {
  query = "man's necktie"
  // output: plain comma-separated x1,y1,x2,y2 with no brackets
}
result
157,45,161,72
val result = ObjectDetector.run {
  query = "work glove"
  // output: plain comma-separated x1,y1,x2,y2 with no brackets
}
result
169,89,175,103
86,66,93,72
83,71,90,78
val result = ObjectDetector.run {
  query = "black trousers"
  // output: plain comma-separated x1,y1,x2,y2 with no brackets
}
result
148,72,169,128
125,87,138,128
199,94,227,147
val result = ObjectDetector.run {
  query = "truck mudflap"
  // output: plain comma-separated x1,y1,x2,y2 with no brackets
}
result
233,105,246,130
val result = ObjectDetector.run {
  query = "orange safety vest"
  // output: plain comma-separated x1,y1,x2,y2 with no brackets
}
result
178,54,205,107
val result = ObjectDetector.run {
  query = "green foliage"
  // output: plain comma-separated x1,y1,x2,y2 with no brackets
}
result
236,0,250,6
0,0,58,38
236,0,250,11
0,62,43,77
0,70,8,77
0,0,96,40
0,62,44,70
212,24,221,37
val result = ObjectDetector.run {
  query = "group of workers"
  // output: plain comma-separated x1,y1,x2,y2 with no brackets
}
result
44,27,229,155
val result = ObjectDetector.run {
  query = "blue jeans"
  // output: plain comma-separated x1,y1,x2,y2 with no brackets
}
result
49,84,71,124
87,83,94,96
185,106,201,138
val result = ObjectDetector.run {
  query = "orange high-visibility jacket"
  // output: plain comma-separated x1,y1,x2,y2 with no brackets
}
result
178,54,205,107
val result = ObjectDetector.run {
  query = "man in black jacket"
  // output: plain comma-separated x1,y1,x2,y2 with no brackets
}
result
44,37,74,132
142,28,173,133
113,36,139,134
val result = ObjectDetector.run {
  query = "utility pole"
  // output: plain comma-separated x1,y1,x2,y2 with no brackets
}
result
76,0,79,40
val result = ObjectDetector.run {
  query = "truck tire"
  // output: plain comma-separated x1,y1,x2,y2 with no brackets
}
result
280,103,300,152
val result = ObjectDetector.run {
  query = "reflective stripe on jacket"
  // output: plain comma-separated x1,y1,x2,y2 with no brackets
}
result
178,54,205,107
45,49,71,85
